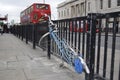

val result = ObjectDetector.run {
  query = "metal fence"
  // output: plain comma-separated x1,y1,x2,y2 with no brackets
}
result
10,22,49,49
53,12,120,80
11,12,120,80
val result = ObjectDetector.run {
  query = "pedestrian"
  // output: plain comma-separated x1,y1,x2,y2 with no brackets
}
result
0,25,3,35
0,25,2,34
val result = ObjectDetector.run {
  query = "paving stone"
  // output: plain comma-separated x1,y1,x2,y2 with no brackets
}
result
0,61,7,70
16,55,31,61
0,69,26,80
0,34,85,80
0,55,17,62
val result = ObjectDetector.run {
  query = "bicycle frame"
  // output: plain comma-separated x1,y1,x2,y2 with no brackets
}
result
39,15,90,74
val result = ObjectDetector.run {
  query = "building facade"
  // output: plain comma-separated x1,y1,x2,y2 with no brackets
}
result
57,0,120,33
57,0,120,19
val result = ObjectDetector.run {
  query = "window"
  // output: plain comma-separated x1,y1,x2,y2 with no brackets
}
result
36,4,48,9
117,0,120,6
28,8,30,13
76,4,80,15
61,11,63,17
81,2,85,15
25,10,27,15
30,6,33,12
23,11,25,15
88,2,90,11
71,6,75,17
27,9,29,14
64,10,66,17
33,14,38,20
100,0,103,9
108,0,111,8
21,12,24,17
59,12,60,18
67,9,69,16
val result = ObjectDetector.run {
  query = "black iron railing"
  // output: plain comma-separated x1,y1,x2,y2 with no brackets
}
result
11,12,120,80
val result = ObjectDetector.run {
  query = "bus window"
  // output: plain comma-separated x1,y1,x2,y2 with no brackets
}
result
28,8,30,14
33,14,38,20
36,4,49,9
30,6,33,12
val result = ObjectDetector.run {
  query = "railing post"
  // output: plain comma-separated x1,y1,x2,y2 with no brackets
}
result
82,19,86,58
89,13,97,80
20,25,22,39
96,15,102,74
85,14,91,80
103,14,109,78
21,25,23,41
85,13,97,80
18,25,20,38
47,34,51,59
118,62,120,80
110,17,117,80
26,25,28,44
33,24,36,49
47,21,51,59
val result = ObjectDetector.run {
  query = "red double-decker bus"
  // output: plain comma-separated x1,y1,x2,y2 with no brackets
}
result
69,21,99,33
20,3,51,24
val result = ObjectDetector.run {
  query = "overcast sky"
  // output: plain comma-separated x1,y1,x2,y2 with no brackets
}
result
0,0,65,23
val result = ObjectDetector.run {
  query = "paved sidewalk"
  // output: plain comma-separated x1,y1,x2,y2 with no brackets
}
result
0,34,84,80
